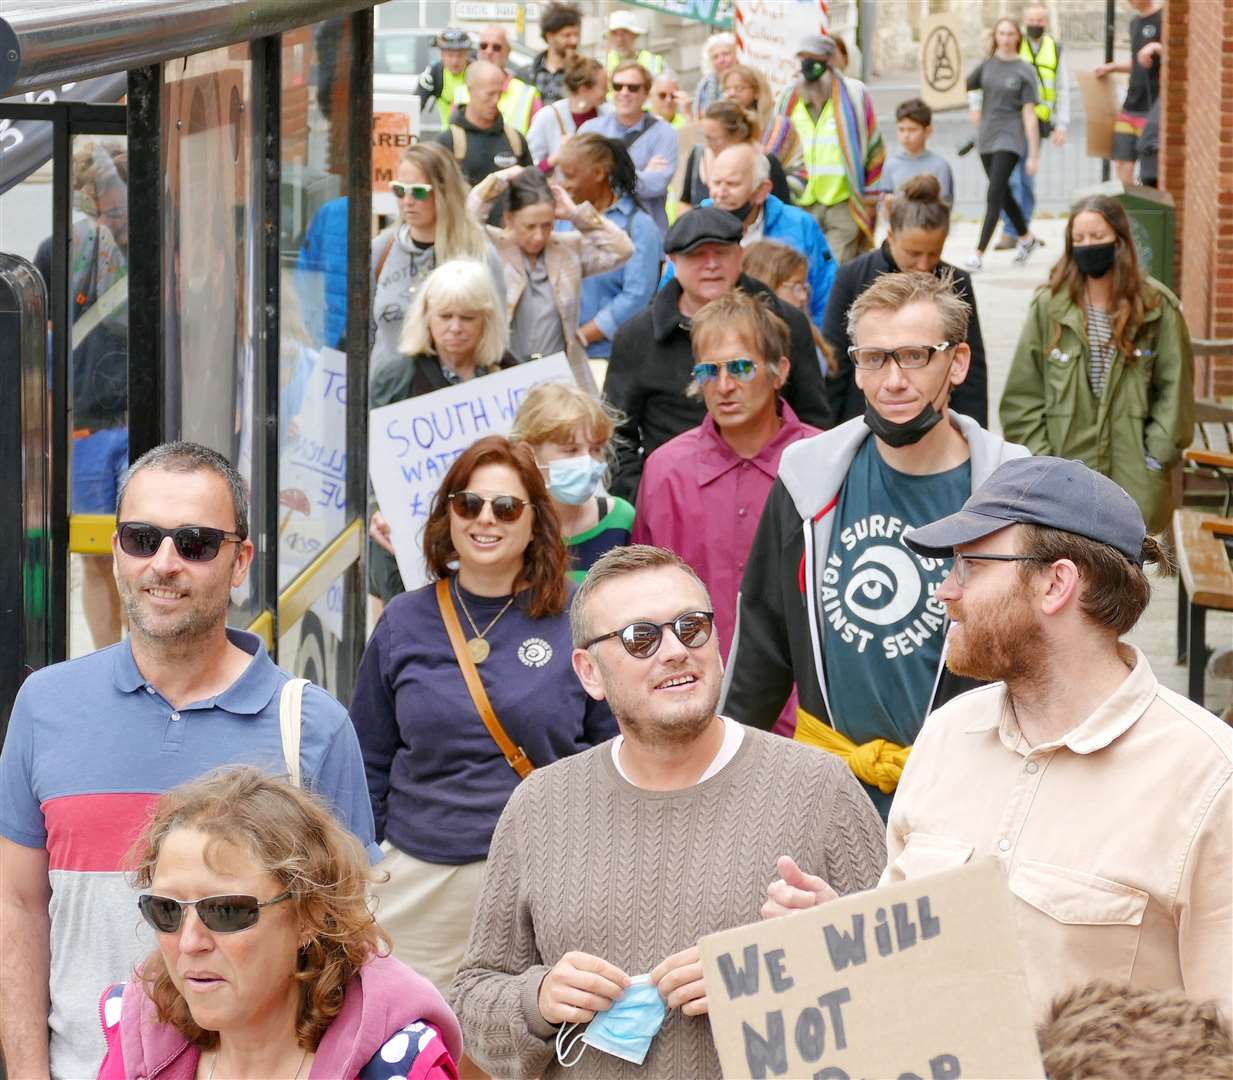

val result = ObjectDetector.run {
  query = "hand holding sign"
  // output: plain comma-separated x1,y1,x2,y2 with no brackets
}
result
760,855,838,920
538,951,631,1026
651,945,708,1017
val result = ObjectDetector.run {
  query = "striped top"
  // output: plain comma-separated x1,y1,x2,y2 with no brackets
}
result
1086,304,1116,397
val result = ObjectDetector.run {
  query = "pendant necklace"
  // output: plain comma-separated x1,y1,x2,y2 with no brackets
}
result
455,576,515,663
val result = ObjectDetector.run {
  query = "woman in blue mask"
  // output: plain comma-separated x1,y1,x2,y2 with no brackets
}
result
511,382,634,580
1000,194,1194,532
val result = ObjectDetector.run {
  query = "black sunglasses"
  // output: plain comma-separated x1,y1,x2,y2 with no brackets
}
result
447,491,531,523
612,80,646,93
138,891,292,934
583,610,715,659
118,522,245,562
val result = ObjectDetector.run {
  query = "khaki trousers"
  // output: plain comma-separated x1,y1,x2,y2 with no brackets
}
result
806,198,868,264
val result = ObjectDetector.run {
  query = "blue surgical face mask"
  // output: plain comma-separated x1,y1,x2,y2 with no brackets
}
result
556,974,667,1067
546,454,607,506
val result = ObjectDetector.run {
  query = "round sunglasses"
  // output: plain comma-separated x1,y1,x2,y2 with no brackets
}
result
118,522,244,563
390,181,433,201
447,491,531,523
138,891,292,934
582,610,715,659
691,358,757,385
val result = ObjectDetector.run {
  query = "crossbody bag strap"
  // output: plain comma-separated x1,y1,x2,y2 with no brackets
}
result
435,577,534,779
279,678,309,788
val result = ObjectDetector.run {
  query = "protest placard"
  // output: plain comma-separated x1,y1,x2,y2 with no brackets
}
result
368,352,574,592
700,860,1044,1080
734,0,827,102
1078,71,1120,160
920,13,967,113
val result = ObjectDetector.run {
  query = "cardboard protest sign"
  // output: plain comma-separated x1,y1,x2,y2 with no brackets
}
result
734,0,828,102
920,13,967,113
700,860,1044,1080
373,95,421,217
1078,71,1121,159
368,353,574,592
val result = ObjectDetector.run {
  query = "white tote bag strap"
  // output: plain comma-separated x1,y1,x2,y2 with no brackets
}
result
279,678,309,788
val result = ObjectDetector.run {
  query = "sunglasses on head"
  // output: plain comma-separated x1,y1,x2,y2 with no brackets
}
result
390,181,433,201
583,610,715,659
691,358,758,384
118,522,244,562
447,491,531,523
612,80,646,93
138,891,292,934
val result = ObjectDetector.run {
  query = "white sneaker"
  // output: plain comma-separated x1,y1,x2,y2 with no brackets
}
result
963,253,983,272
1013,236,1040,264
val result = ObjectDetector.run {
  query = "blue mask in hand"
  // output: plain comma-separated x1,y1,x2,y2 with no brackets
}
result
546,454,607,506
556,974,667,1067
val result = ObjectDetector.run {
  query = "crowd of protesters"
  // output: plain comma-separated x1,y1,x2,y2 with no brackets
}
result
2,2,1228,1079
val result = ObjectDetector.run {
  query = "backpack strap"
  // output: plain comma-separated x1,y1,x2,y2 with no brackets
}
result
374,231,397,284
506,124,526,161
279,678,309,788
450,124,467,163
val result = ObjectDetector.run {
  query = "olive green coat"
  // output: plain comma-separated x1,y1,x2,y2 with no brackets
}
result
999,278,1194,533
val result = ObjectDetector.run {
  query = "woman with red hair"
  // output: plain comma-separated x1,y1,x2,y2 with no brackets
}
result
350,435,616,997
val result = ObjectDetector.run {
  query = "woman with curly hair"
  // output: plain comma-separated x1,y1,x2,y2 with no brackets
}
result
96,766,462,1079
350,435,616,995
1000,193,1194,532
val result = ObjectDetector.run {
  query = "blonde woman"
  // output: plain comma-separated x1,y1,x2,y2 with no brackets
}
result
368,260,517,609
369,143,506,374
511,382,633,579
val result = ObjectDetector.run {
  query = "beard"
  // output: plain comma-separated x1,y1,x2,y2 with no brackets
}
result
596,656,723,749
945,583,1045,686
117,569,232,645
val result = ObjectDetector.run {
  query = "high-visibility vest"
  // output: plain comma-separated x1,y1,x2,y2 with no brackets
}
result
1020,34,1059,125
605,49,665,77
436,66,469,127
790,97,848,207
454,75,542,135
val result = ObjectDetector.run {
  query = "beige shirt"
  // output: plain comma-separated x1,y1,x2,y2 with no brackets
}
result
883,645,1232,1020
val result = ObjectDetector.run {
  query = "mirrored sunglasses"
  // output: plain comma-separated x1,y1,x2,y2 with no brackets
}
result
583,610,715,659
447,491,530,523
390,181,433,201
138,892,292,934
691,358,757,385
117,522,244,562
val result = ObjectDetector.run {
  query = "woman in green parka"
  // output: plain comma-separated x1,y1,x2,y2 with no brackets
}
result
1000,194,1194,533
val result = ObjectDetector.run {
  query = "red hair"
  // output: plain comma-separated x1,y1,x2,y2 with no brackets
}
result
422,434,568,618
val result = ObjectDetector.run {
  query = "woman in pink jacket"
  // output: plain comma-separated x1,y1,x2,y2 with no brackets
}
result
97,766,461,1080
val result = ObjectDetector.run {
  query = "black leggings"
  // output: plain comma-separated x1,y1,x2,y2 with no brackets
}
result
978,150,1029,251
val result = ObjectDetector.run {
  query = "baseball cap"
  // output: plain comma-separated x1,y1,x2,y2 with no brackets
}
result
663,206,743,255
437,28,472,50
796,34,837,59
903,456,1148,564
609,10,647,34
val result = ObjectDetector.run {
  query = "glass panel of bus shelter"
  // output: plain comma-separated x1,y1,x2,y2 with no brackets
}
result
277,19,355,692
162,44,267,632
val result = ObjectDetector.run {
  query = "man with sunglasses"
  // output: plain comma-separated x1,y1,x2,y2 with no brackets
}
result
457,26,542,136
633,290,819,662
722,271,1028,819
451,544,884,1078
0,441,377,1080
606,206,831,501
762,457,1232,1022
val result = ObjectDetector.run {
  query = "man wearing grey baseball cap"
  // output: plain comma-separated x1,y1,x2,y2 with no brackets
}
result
761,455,1232,1021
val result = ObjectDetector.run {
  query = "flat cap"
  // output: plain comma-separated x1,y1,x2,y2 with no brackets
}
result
663,206,743,255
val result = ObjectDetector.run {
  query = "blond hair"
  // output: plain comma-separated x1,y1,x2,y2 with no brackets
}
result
399,143,487,262
398,259,508,366
687,290,789,397
846,269,971,345
510,382,621,449
129,767,388,1052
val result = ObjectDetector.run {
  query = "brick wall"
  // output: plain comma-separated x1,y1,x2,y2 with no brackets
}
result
1161,0,1233,398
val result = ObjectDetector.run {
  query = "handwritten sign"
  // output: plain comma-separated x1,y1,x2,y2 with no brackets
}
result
368,353,574,591
700,860,1044,1080
735,0,827,102
920,13,967,113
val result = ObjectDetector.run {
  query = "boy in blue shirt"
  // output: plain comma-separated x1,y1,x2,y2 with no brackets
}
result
877,97,954,209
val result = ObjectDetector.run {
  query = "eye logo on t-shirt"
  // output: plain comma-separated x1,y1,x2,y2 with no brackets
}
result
1142,24,1157,39
518,638,552,668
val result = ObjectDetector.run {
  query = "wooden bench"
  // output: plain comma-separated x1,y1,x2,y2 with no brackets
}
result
1173,509,1233,704
1182,397,1233,517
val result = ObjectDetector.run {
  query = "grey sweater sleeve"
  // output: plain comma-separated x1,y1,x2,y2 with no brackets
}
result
448,789,558,1078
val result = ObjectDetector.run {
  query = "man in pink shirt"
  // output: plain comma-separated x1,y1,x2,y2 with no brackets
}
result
633,290,819,659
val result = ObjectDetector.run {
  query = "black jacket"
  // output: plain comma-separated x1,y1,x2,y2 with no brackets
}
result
820,243,988,426
434,113,531,188
606,273,833,500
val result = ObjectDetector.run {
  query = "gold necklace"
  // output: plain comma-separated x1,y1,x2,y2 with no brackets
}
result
207,1047,308,1080
454,576,515,663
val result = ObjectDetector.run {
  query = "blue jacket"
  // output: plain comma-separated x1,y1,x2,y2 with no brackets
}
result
661,196,835,326
295,195,349,349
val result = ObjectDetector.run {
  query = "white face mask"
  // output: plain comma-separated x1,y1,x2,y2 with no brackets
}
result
546,454,607,505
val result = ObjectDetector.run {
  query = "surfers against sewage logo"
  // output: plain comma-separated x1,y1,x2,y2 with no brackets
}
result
821,513,949,659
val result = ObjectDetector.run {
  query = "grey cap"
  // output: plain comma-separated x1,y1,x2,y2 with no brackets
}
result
797,34,836,58
903,456,1147,564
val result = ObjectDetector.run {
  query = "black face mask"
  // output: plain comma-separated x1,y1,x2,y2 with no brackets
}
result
724,201,754,225
1072,241,1117,279
862,355,954,448
1025,24,1045,40
800,57,827,82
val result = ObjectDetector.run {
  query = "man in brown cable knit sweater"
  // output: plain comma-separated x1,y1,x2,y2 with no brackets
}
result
449,545,886,1078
